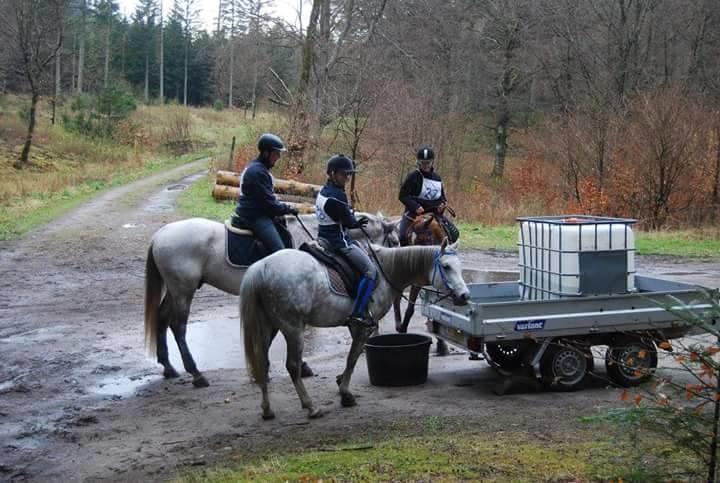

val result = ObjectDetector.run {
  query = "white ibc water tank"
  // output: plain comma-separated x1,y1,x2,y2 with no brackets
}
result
518,216,636,300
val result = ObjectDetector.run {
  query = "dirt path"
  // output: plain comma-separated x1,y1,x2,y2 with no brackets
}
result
0,163,718,482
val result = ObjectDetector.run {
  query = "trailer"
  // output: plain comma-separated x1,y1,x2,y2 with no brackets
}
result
420,275,719,391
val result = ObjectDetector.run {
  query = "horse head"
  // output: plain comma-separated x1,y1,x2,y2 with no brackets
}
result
431,238,470,305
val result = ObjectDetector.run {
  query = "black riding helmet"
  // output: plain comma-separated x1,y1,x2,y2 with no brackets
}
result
257,133,287,153
326,154,356,175
416,145,435,161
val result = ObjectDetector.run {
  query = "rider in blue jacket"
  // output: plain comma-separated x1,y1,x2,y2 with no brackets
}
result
315,154,377,327
233,133,299,253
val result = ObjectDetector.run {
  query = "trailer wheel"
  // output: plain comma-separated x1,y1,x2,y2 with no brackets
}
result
486,342,527,369
605,337,657,387
540,342,591,390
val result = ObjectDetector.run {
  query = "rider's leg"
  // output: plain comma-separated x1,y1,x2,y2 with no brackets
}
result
339,244,378,324
274,219,294,248
398,212,412,247
251,216,286,253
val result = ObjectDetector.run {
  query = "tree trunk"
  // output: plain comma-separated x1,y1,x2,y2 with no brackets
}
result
77,0,86,94
251,57,258,119
713,123,720,222
492,108,509,178
159,0,164,103
16,92,39,169
104,10,111,88
53,29,61,125
144,54,149,103
183,41,189,106
228,41,234,108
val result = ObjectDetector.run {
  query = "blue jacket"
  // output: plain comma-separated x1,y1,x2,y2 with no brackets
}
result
234,158,294,222
315,181,362,249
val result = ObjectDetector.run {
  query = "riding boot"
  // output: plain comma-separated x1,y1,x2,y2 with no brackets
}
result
348,276,377,328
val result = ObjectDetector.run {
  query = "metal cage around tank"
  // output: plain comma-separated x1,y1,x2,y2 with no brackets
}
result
517,215,637,300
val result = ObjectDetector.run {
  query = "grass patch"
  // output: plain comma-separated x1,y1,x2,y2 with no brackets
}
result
457,223,720,258
176,174,235,221
0,151,210,240
176,424,700,482
0,95,282,240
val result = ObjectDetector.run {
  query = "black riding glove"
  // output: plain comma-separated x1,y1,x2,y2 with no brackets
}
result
287,207,300,216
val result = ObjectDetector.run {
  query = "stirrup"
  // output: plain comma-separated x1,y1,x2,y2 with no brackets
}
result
347,313,375,329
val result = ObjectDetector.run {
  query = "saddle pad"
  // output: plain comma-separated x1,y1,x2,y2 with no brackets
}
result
327,266,351,297
298,241,359,297
225,223,268,268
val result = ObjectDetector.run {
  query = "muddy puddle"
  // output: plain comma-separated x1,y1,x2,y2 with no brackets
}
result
142,171,207,213
87,269,517,399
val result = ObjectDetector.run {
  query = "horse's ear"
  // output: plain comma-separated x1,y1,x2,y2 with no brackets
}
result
382,220,396,234
449,240,460,251
440,237,449,253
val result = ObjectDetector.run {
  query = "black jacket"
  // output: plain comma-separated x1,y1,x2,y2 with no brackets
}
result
398,169,446,213
234,158,294,222
316,181,363,249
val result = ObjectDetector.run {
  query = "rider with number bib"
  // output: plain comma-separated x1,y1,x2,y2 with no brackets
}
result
398,145,449,246
232,133,299,254
315,154,377,327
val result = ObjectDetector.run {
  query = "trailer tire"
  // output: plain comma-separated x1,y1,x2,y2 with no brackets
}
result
540,341,591,391
486,342,527,369
605,337,657,387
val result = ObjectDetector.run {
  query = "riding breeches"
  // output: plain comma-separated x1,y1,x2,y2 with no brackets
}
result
338,243,377,280
398,212,414,246
246,217,288,254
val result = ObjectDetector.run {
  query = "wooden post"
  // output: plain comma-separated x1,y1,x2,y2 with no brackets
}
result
228,135,236,171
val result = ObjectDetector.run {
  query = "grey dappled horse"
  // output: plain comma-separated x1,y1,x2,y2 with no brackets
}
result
144,213,399,388
240,240,470,420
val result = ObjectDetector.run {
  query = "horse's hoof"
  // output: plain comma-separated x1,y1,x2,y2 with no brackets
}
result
262,410,275,420
301,361,315,378
192,375,210,388
163,367,180,379
340,393,357,407
308,408,324,419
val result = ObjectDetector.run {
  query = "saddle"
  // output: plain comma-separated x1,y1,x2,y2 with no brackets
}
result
298,241,362,297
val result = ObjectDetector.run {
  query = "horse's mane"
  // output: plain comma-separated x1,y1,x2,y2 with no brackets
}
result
373,245,437,280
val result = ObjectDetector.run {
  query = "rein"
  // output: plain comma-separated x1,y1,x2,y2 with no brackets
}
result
293,214,316,241
360,226,456,305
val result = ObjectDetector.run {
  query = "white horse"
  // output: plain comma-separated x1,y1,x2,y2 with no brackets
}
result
240,239,470,420
144,213,399,388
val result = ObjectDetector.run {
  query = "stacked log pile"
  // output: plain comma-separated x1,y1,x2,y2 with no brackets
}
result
212,170,319,214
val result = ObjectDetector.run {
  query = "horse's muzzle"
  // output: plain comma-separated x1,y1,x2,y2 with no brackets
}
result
453,292,470,306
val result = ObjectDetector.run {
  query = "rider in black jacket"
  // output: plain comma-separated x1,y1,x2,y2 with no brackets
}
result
316,154,377,327
233,133,299,253
398,145,447,246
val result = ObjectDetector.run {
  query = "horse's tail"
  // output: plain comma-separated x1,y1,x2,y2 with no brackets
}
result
144,242,163,358
239,263,271,386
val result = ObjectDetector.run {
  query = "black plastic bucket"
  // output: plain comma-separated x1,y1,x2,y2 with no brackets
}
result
365,333,432,386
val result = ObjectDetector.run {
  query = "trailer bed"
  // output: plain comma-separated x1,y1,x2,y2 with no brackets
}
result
422,275,717,348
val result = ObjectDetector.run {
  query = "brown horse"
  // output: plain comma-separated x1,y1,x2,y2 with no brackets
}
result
393,213,448,334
